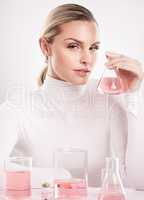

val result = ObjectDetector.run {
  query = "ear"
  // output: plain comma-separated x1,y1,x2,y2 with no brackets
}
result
39,37,52,57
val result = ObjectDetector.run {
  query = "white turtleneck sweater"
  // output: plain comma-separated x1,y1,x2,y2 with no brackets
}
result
0,76,127,186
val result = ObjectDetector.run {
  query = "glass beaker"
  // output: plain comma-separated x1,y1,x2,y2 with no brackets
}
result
53,148,88,199
4,156,32,199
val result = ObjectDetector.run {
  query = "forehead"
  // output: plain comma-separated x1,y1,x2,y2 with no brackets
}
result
55,20,99,43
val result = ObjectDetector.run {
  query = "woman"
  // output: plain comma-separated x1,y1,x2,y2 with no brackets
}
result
0,3,143,187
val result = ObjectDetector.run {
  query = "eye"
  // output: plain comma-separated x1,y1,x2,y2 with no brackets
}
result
89,45,100,51
67,43,79,49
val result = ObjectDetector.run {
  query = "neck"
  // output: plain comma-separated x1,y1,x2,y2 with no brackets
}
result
42,75,87,102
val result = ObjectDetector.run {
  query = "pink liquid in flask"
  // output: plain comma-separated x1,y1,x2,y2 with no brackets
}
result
97,77,125,94
99,192,126,200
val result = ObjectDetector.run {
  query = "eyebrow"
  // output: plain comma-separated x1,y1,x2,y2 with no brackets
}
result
64,38,101,46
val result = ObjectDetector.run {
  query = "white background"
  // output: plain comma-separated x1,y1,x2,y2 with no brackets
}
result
0,0,144,103
0,0,144,189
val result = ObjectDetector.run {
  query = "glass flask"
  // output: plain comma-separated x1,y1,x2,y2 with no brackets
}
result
98,157,126,200
97,66,141,95
97,67,126,95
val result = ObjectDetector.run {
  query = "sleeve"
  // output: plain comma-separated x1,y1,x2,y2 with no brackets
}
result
125,81,144,189
108,95,128,179
124,79,144,117
0,101,19,168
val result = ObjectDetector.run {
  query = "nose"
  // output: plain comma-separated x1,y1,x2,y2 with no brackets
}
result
80,50,92,66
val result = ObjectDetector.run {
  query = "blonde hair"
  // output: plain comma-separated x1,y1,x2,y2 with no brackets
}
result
38,3,98,86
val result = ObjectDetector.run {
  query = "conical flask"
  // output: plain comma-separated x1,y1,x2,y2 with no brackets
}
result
97,68,125,95
97,65,142,95
98,157,127,200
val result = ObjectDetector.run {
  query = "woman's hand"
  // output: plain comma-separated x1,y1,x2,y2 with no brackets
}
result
105,51,144,91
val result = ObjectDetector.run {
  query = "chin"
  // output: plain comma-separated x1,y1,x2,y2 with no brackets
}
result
71,77,89,85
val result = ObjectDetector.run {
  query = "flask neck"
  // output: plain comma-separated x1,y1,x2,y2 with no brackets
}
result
105,157,120,175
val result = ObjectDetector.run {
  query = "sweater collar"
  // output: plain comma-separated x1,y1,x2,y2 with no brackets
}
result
42,75,87,101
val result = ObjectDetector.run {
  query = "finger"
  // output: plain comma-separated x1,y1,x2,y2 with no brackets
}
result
111,62,142,77
105,60,129,71
105,51,123,59
105,60,141,77
105,58,127,67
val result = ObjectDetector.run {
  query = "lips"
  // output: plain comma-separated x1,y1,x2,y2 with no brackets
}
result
73,69,91,77
74,69,90,72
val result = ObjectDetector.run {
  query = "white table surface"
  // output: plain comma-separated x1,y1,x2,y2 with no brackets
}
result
0,187,144,200
88,187,144,200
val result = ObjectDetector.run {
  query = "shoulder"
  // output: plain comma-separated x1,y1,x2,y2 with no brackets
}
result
0,101,15,118
0,101,20,133
2,85,46,110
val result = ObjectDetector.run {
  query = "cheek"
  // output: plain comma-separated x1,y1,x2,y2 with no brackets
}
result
54,49,78,67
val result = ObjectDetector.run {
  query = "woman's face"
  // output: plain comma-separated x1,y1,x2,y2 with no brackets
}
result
47,20,100,85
